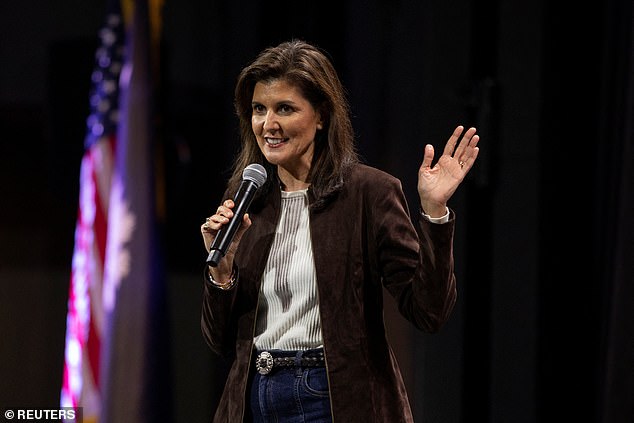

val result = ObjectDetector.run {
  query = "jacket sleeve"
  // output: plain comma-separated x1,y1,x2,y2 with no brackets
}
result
371,174,457,333
200,266,240,360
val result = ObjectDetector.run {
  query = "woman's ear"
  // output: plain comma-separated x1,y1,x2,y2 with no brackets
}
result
316,108,325,130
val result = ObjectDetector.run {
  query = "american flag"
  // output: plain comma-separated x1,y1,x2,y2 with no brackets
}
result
60,0,170,421
59,2,124,421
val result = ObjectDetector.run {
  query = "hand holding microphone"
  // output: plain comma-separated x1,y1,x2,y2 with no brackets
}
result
202,164,268,274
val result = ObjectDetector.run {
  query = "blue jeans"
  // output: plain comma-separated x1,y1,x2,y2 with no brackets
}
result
249,350,332,422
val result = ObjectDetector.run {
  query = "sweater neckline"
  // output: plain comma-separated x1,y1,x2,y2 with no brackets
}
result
281,188,308,198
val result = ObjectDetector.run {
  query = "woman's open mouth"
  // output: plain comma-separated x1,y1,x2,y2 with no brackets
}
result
265,137,287,146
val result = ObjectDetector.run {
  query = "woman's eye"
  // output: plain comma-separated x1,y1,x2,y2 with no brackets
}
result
279,104,293,113
252,104,265,113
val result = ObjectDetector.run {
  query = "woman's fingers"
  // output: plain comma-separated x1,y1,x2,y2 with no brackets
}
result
202,199,236,231
450,127,477,158
442,125,465,157
201,217,213,233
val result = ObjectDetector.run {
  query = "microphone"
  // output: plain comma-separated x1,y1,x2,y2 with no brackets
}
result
206,163,268,267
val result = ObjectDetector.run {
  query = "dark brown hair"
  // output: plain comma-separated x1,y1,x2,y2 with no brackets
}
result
227,39,358,210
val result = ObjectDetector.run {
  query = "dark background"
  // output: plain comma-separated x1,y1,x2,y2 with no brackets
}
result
1,0,632,422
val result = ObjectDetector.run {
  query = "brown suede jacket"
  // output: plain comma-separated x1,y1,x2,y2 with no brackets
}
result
201,163,457,422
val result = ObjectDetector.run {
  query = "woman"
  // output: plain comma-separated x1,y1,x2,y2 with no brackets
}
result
200,39,480,422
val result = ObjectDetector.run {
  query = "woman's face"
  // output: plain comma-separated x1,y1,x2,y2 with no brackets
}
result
251,79,323,179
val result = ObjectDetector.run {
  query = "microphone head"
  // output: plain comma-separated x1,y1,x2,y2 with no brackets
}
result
242,163,268,188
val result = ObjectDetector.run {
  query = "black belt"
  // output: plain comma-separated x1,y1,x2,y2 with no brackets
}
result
254,349,325,375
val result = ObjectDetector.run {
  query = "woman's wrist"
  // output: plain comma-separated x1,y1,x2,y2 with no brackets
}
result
206,265,237,290
421,207,450,224
421,205,448,218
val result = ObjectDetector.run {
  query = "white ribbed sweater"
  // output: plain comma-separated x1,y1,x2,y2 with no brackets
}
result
253,189,323,351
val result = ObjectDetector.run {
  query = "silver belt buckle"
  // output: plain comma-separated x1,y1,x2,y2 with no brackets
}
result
256,351,274,375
